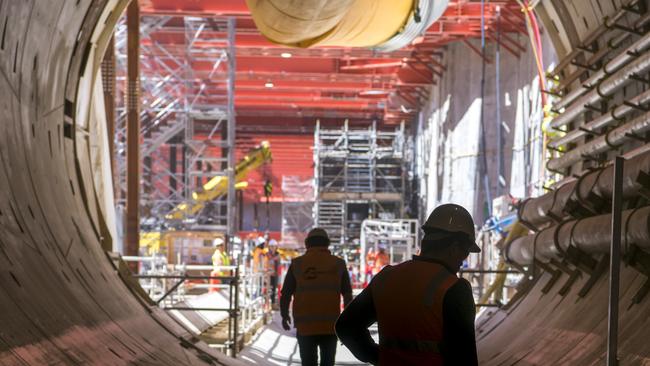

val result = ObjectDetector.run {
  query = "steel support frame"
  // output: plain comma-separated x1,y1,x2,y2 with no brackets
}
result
126,1,141,259
359,219,419,284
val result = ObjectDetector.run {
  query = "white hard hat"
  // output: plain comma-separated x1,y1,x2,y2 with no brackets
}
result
269,239,278,247
214,238,225,246
422,203,480,253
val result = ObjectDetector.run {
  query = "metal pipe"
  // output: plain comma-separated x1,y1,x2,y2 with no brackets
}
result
607,157,624,366
554,31,650,111
548,109,650,171
554,31,631,93
548,2,633,78
550,48,650,129
506,205,650,266
520,150,650,228
549,88,650,149
233,265,240,358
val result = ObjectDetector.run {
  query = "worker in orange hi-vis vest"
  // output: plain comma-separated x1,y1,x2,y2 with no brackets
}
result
365,247,376,282
281,228,353,366
336,204,479,366
372,245,389,276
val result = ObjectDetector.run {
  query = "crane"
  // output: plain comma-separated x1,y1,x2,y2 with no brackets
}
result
165,141,272,221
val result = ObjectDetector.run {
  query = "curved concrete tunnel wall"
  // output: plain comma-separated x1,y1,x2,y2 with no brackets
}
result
0,1,241,364
2,0,649,365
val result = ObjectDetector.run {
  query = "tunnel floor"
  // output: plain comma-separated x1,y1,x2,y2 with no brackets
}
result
238,312,372,365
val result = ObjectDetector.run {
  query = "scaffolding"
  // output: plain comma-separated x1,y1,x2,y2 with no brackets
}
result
114,16,236,234
281,176,315,248
314,120,407,247
359,219,419,284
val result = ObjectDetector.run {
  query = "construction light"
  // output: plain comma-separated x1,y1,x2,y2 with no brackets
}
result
265,81,274,88
280,52,292,58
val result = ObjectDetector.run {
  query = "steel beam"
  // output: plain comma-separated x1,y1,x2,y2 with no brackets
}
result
126,1,141,260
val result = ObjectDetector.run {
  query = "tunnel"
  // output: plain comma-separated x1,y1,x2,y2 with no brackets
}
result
2,0,650,365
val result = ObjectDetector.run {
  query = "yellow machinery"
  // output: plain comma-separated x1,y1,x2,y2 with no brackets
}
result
166,141,272,221
140,231,226,264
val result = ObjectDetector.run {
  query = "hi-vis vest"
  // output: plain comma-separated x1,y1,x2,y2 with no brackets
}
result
371,260,458,366
291,248,346,335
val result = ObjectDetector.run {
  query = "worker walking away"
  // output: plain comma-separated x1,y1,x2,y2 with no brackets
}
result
281,228,353,366
336,204,480,366
267,239,281,308
209,238,230,293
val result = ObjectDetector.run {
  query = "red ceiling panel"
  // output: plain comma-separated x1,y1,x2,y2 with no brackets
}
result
139,0,526,125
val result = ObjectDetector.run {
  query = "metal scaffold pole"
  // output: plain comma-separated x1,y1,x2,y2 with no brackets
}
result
607,156,624,366
227,17,236,238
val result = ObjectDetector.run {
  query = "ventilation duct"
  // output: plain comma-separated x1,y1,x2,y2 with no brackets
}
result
245,0,449,51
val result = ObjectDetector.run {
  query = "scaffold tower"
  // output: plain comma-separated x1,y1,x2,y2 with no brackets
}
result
314,120,407,247
114,15,236,234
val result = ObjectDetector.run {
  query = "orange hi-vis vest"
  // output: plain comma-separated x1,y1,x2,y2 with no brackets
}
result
291,248,346,335
373,252,389,275
371,260,458,366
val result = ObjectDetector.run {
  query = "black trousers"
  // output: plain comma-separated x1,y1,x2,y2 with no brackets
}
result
270,276,278,304
296,334,337,366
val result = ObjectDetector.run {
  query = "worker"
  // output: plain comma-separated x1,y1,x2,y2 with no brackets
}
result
372,245,389,276
252,236,268,273
209,238,230,293
365,247,376,283
336,204,480,366
280,228,353,366
252,236,268,297
267,239,281,307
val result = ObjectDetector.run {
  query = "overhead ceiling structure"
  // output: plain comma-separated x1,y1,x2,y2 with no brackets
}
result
137,0,527,126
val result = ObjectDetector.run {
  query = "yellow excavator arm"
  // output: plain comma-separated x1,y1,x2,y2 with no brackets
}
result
166,141,272,220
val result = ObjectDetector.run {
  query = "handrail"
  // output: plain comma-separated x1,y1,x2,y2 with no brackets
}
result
123,255,273,358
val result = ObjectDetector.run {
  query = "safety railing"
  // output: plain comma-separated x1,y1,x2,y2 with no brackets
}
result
122,256,272,357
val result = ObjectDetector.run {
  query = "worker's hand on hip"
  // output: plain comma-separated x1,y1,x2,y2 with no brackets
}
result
282,317,291,331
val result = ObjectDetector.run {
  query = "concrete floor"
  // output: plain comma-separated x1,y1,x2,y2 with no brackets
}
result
239,312,374,365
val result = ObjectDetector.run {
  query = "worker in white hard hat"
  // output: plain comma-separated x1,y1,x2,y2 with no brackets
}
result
209,238,230,293
336,203,479,366
281,228,353,366
267,239,281,307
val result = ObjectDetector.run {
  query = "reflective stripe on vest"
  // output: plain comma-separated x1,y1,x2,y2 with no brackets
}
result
291,248,344,335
